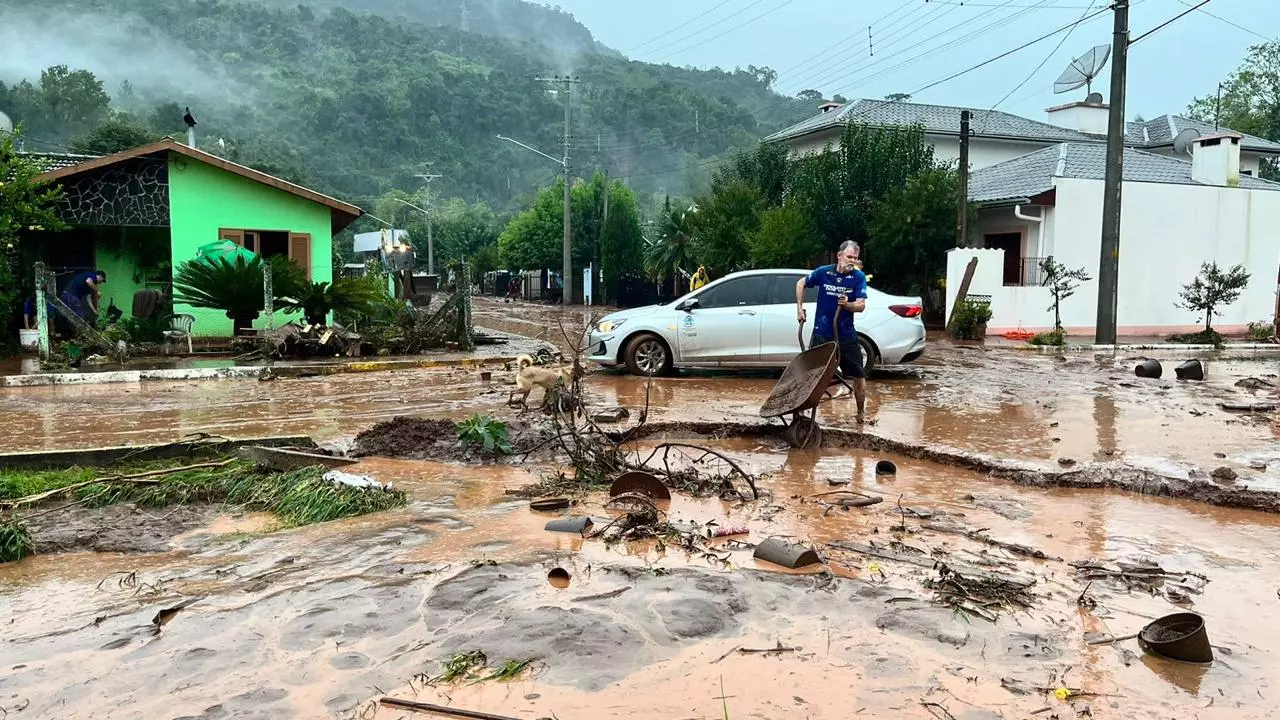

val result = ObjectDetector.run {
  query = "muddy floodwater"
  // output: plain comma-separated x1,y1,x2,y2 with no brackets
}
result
3,442,1280,719
3,320,1280,718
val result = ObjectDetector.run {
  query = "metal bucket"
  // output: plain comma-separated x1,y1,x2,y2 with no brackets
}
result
1138,612,1213,664
1135,359,1163,379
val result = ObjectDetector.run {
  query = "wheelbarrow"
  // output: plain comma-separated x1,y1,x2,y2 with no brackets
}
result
759,311,854,449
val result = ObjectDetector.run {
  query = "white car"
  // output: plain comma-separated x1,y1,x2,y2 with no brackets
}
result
587,268,927,376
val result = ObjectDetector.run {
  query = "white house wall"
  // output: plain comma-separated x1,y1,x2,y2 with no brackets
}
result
786,131,1064,169
1140,147,1265,178
948,177,1280,335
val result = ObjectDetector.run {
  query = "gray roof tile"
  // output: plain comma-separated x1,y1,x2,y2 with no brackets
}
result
1124,114,1280,154
969,142,1280,203
765,98,1099,144
17,151,101,172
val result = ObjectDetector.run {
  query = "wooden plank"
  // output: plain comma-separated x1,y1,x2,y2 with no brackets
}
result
0,436,315,470
237,445,356,472
946,256,979,329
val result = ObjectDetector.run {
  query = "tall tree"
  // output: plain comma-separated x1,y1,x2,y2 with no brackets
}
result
867,167,968,307
0,128,66,320
646,197,697,285
1189,41,1280,179
71,113,156,154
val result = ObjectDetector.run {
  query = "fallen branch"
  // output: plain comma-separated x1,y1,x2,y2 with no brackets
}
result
920,522,1063,561
739,641,801,655
2,460,234,509
379,698,521,720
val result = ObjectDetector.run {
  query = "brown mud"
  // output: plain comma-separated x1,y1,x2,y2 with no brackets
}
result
4,454,1280,719
22,503,234,554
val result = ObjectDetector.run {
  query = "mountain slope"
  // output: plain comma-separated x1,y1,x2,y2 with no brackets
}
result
0,0,812,207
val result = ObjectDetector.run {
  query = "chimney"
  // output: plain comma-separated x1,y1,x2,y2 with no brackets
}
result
1191,132,1242,187
1045,99,1109,135
186,126,197,149
818,101,842,114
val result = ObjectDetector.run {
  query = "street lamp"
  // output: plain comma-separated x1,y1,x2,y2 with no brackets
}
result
497,134,572,303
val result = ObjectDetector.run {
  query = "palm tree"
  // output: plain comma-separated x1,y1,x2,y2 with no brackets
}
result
645,198,696,288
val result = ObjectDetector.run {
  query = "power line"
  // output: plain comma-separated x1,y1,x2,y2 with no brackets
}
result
1177,0,1273,42
624,0,739,53
770,1,919,80
637,0,773,60
987,0,1099,111
1130,0,1212,45
648,0,800,64
614,2,1116,181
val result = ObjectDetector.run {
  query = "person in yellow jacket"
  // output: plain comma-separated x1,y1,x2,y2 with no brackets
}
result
689,265,709,292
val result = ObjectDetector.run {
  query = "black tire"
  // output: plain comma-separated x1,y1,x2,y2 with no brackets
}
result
787,417,823,449
858,335,878,373
624,333,672,377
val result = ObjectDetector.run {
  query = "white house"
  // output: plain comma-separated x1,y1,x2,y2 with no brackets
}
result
949,133,1280,336
765,98,1280,175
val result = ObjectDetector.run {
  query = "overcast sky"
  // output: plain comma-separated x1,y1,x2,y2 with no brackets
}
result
555,0,1278,123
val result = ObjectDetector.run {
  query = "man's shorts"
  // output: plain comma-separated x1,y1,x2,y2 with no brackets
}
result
810,331,865,379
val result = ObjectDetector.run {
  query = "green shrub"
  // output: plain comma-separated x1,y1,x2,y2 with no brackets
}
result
1247,320,1275,341
949,298,993,340
455,414,512,455
1028,329,1065,346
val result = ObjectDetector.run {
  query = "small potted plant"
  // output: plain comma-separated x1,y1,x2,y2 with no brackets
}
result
950,297,993,341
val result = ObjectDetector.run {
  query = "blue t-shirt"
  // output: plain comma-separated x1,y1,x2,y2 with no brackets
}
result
66,272,99,298
804,264,868,340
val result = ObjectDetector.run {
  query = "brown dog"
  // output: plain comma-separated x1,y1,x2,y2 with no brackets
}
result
507,354,580,409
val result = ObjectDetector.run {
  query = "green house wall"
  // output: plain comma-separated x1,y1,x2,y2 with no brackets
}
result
167,153,334,335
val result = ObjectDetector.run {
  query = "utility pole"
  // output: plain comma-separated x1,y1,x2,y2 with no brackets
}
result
1095,0,1129,345
597,171,610,306
957,109,971,248
536,74,580,305
414,172,443,275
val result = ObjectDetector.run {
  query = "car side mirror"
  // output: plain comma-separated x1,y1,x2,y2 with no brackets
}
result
676,298,699,312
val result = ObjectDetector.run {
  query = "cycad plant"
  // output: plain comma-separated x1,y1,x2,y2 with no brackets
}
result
173,255,303,334
282,276,385,326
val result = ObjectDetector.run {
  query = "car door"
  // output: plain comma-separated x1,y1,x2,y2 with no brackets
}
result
758,273,818,363
675,275,769,364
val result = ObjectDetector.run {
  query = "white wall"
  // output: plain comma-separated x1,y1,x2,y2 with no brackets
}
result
787,131,1059,170
948,177,1280,335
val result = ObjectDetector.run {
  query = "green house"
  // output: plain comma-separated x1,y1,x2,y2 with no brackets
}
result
32,139,363,336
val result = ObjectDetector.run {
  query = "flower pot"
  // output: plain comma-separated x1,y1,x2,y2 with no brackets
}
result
227,311,261,335
18,328,39,352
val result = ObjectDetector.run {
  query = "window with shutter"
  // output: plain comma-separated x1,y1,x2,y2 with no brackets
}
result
288,233,312,280
219,229,245,246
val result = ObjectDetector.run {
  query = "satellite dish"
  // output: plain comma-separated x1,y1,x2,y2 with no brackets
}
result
1054,44,1112,96
1172,128,1201,156
0,110,12,134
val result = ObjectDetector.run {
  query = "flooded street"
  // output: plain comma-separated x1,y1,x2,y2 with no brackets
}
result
3,300,1280,718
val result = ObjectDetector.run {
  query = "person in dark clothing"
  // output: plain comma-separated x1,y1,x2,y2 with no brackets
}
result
61,269,107,323
795,241,870,423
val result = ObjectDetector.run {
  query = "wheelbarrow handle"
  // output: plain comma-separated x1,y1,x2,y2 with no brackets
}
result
798,306,841,351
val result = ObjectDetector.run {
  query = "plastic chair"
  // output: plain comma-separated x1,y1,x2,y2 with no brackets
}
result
164,314,196,354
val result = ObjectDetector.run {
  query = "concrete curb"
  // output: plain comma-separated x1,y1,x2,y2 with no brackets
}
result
0,354,520,388
1012,343,1280,354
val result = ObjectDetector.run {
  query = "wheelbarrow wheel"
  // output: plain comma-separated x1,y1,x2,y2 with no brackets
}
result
786,417,822,449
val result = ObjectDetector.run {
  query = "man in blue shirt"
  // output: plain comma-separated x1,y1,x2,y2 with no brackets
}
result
795,241,870,423
60,269,107,323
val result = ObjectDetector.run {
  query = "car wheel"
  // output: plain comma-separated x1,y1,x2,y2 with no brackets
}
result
624,333,672,377
859,335,878,373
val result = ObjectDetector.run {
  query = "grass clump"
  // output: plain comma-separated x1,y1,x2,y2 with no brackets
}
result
429,651,534,685
1028,329,1065,346
1248,321,1275,341
0,520,34,563
0,458,407,561
455,413,512,455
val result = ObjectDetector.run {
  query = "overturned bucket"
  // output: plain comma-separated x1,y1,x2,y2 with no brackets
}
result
753,538,821,569
1174,359,1205,381
1138,612,1213,664
1135,359,1163,379
544,516,593,534
609,470,671,500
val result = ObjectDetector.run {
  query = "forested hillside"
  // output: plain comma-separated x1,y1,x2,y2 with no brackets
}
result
0,0,813,209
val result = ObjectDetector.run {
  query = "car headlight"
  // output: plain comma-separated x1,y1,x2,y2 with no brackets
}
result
595,319,626,333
